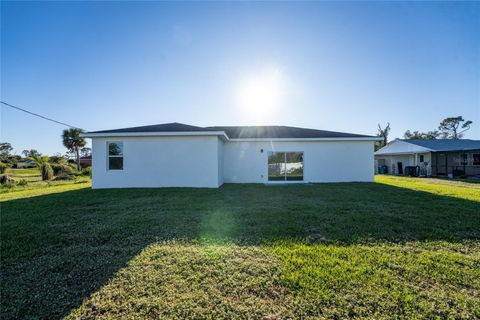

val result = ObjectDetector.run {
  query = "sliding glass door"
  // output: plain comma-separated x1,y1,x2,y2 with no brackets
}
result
268,152,304,181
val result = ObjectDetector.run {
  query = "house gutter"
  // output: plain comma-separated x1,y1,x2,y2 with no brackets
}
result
82,132,381,142
374,150,433,156
375,148,480,156
81,131,230,141
230,137,383,142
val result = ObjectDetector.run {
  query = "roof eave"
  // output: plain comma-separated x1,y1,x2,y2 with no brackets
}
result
81,132,381,142
230,137,382,142
431,148,480,153
374,150,433,156
81,131,230,141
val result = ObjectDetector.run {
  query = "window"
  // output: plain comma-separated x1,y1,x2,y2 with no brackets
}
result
462,153,468,165
474,154,480,166
108,142,123,170
419,155,424,162
268,152,303,181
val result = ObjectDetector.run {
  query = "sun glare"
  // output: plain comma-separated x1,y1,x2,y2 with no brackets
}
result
236,67,286,122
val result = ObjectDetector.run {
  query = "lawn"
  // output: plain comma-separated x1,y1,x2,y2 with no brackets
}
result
0,168,91,201
1,176,479,319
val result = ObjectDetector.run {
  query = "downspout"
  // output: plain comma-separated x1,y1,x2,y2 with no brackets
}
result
428,152,432,176
445,152,448,177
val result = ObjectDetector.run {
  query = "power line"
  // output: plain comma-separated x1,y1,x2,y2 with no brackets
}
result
1,101,84,130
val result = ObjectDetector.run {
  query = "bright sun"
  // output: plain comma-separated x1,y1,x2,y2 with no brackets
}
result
236,67,286,122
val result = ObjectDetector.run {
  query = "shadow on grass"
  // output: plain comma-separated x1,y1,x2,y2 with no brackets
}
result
1,183,479,318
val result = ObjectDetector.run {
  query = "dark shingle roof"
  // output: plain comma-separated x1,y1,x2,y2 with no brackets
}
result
86,122,375,139
88,122,211,134
402,139,480,152
205,126,372,139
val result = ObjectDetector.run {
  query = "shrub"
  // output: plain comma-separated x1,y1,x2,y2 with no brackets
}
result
0,162,7,174
63,165,74,175
0,175,16,185
55,174,73,181
66,163,83,176
49,155,67,165
1,181,15,189
52,164,73,176
18,179,28,186
81,167,92,177
41,163,54,181
51,164,62,175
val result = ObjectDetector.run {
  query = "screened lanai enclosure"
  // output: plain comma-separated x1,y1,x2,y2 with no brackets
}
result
431,151,480,177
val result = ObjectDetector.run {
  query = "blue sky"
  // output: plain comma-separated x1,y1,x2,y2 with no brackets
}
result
1,1,479,155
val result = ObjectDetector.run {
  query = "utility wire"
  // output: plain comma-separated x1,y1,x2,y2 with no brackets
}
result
1,101,83,129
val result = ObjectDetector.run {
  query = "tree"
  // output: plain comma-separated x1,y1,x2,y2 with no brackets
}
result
80,147,92,158
28,154,49,168
375,123,390,151
62,128,86,170
41,163,54,181
403,130,440,140
0,142,13,162
22,149,41,158
438,116,473,139
49,153,67,165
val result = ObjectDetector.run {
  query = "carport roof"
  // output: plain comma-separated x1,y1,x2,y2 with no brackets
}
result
401,139,480,152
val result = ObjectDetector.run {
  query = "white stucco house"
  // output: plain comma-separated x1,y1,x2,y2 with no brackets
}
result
82,123,381,188
375,139,480,177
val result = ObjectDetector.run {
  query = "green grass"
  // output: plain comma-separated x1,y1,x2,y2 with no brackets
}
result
5,168,41,176
0,178,91,201
1,176,479,319
376,175,480,201
0,168,91,201
2,168,42,183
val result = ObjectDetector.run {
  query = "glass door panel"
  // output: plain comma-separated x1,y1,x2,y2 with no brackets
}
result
268,152,286,181
286,152,304,181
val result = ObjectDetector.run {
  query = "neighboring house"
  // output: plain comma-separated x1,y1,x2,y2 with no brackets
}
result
80,156,92,168
16,160,36,168
375,139,480,177
67,156,91,168
82,122,381,189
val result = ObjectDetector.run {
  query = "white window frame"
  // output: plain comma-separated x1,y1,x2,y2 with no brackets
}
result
107,141,124,171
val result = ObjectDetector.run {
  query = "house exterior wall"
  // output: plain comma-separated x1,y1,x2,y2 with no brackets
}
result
223,140,375,183
91,136,222,188
217,139,224,186
375,152,431,176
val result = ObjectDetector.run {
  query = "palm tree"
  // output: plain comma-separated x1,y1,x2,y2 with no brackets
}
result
375,123,391,151
62,128,86,170
28,154,49,168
